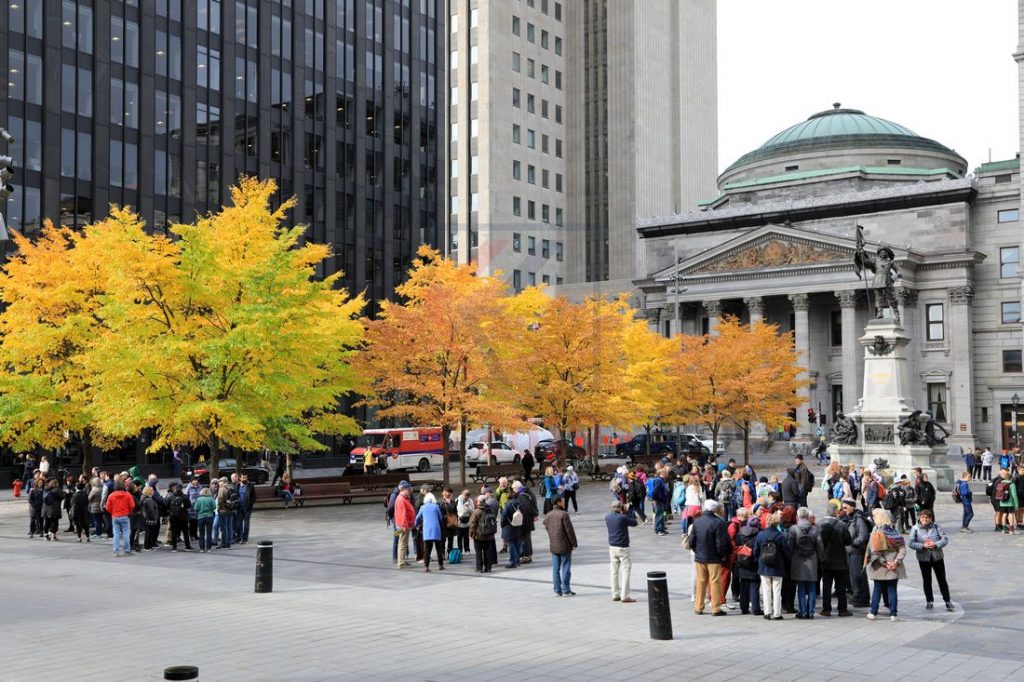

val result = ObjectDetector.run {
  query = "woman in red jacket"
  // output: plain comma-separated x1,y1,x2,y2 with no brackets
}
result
105,481,136,557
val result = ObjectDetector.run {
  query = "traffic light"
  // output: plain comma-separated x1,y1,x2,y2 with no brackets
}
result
807,408,816,424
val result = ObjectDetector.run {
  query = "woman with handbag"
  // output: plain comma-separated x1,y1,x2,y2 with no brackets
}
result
414,493,445,572
456,489,474,554
866,508,907,622
439,487,460,555
908,509,954,611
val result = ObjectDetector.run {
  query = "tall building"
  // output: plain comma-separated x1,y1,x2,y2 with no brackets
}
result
447,0,717,295
0,0,444,470
1,0,444,317
447,0,568,290
565,0,717,292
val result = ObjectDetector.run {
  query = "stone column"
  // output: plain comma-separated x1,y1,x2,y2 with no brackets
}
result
835,290,860,415
895,286,919,413
789,293,812,437
744,296,764,327
947,286,976,449
704,300,722,336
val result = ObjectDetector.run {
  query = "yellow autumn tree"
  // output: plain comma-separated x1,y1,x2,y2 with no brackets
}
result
614,317,682,456
0,220,120,472
82,178,365,478
676,316,804,465
358,246,531,487
511,294,633,465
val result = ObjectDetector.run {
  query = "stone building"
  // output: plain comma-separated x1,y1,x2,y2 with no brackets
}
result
635,104,1022,451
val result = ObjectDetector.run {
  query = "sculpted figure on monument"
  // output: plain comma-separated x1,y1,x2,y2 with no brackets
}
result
853,226,901,324
831,412,858,445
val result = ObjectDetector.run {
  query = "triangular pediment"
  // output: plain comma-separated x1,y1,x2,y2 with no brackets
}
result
653,224,872,282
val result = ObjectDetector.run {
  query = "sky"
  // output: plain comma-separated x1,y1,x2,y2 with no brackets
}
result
716,0,1019,173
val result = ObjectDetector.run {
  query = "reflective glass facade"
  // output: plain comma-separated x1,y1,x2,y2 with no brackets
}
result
1,0,443,313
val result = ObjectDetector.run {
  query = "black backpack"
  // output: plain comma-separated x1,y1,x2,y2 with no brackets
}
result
762,537,780,568
225,489,241,511
43,490,57,506
795,529,817,558
479,508,498,535
169,494,187,517
736,535,757,571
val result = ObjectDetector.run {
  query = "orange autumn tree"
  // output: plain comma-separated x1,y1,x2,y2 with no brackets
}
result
358,246,530,487
511,294,633,465
82,179,365,478
676,316,804,465
614,316,682,457
0,220,120,472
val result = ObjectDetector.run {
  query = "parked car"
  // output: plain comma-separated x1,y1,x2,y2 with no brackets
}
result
537,439,587,463
684,433,725,455
465,441,523,466
181,458,271,484
614,434,680,458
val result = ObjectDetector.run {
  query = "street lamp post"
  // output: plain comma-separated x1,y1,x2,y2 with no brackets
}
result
1012,393,1020,447
667,266,687,461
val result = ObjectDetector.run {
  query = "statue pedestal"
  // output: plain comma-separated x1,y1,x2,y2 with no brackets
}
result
830,318,956,490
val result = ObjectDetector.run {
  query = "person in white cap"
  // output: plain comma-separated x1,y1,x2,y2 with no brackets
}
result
562,465,580,513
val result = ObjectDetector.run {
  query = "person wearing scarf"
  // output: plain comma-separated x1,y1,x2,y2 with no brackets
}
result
865,508,907,622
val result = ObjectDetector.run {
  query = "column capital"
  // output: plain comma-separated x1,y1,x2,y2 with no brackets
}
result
703,299,722,316
948,285,974,305
788,293,810,311
833,290,857,308
743,296,764,315
894,286,917,306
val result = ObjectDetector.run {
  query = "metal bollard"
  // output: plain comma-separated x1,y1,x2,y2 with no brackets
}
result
255,540,273,593
647,571,673,640
163,666,198,681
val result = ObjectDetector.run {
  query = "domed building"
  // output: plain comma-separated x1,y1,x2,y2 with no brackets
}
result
635,104,1021,453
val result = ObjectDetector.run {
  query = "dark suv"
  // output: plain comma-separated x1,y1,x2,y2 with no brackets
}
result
615,434,682,458
536,439,587,463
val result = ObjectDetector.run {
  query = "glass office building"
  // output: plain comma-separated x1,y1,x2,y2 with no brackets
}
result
1,0,443,315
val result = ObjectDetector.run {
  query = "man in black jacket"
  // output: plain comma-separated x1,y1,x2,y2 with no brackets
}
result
781,469,803,507
915,472,937,514
686,500,731,616
792,455,814,506
817,506,852,616
839,498,871,607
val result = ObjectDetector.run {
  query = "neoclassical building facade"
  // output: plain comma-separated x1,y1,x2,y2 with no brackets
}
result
634,105,1021,451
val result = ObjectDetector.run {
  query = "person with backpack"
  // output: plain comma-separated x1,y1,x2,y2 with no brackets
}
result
781,468,802,507
194,487,217,552
908,509,954,611
542,466,559,515
455,489,474,555
714,470,737,520
414,492,445,572
393,484,416,569
818,503,852,616
883,476,907,533
993,468,1019,534
838,498,871,607
753,511,788,620
562,465,579,513
626,471,648,524
213,477,237,549
543,495,578,597
915,473,936,515
734,517,763,615
166,483,193,551
648,470,670,536
951,471,974,533
235,474,256,545
786,507,824,619
40,478,65,541
500,484,525,568
866,508,907,622
517,481,539,564
469,494,496,573
792,455,814,506
27,477,44,538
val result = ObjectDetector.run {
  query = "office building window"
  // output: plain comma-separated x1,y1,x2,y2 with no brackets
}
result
1003,302,1021,324
542,169,549,188
527,94,535,113
542,100,549,118
555,208,563,226
555,2,562,20
513,233,521,252
512,52,521,72
512,87,521,108
830,310,842,346
1004,350,1023,373
527,23,535,42
925,303,943,341
555,105,562,123
555,173,563,192
513,196,521,216
512,124,521,144
542,239,550,258
111,17,141,67
528,272,536,286
555,70,562,89
555,37,562,55
555,139,563,157
527,236,536,255
512,160,521,180
556,276,563,285
542,134,549,153
512,16,520,35
927,383,947,422
528,200,535,219
542,274,550,285
556,242,563,261
541,65,549,84
542,204,549,223
527,58,534,78
62,2,93,54
1001,247,1019,278
541,30,549,49
513,269,522,292
527,165,535,184
998,208,1019,223
527,129,535,148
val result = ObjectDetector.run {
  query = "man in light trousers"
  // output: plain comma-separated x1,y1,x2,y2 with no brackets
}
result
605,500,638,603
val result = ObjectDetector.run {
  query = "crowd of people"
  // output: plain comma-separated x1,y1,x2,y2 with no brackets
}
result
385,452,964,622
21,464,256,556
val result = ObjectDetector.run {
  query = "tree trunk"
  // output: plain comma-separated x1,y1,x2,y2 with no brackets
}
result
710,423,720,462
592,422,600,469
557,423,567,469
742,420,750,467
209,434,221,481
79,428,94,478
286,452,294,483
644,424,652,457
442,424,451,487
458,415,467,489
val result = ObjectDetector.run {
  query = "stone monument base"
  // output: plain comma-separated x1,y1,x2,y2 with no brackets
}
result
828,443,956,491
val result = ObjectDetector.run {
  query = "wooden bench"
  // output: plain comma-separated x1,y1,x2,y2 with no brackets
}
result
588,463,617,482
255,482,387,508
470,464,522,484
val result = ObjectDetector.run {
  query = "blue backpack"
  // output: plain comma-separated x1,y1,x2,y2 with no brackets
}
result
447,548,463,564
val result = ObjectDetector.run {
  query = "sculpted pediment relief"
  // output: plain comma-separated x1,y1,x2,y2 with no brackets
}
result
689,238,850,274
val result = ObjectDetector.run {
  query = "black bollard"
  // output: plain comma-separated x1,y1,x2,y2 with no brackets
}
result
255,540,273,593
163,666,198,681
647,571,673,640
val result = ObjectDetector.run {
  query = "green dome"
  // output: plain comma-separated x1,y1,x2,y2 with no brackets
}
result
724,103,961,175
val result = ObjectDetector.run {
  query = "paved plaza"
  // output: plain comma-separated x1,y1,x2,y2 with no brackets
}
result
1,464,1023,682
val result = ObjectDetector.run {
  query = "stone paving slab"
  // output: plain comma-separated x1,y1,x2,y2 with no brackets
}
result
0,465,1022,681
